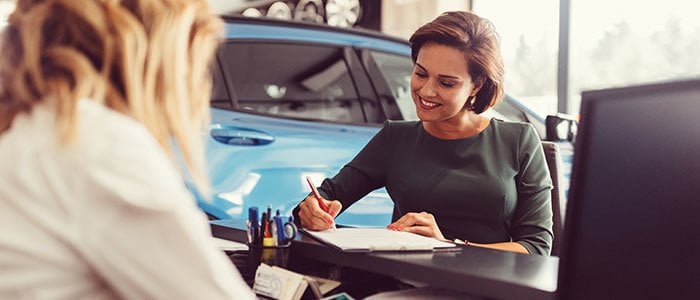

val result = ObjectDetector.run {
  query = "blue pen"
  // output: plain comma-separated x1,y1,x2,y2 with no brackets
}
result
274,215,285,245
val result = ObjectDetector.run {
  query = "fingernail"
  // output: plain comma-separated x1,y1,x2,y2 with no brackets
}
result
328,209,336,216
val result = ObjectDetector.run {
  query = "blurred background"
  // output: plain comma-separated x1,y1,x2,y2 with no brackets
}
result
4,0,697,116
209,0,700,117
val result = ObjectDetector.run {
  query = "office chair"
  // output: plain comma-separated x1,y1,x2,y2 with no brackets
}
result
541,141,565,256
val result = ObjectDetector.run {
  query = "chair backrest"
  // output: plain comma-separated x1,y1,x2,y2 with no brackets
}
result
541,141,566,256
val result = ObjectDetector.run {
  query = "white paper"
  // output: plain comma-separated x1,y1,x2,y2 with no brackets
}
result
364,286,480,300
304,228,457,252
254,263,308,300
211,237,248,252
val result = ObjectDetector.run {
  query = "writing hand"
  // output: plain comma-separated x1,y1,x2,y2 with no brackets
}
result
298,195,342,231
387,211,445,240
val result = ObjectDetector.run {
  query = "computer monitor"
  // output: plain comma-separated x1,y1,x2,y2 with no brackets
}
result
558,79,700,299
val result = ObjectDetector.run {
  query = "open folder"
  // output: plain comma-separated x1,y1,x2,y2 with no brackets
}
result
304,228,458,252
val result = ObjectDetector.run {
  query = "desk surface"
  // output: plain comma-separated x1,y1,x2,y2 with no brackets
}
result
211,219,558,300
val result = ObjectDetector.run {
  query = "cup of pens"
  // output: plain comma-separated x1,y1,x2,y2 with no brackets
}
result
246,206,297,274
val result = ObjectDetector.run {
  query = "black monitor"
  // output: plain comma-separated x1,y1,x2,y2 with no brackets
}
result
558,79,700,299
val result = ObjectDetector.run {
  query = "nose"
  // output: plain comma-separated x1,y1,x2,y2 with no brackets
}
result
418,78,438,97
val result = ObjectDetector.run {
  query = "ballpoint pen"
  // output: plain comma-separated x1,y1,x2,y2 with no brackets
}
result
248,207,259,245
305,176,336,230
274,214,285,246
260,212,268,245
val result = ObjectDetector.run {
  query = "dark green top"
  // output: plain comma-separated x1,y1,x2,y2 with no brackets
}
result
297,119,553,255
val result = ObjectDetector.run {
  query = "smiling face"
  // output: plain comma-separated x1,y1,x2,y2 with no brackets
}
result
411,42,481,124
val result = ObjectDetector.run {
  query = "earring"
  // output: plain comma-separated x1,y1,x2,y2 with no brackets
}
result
464,95,475,111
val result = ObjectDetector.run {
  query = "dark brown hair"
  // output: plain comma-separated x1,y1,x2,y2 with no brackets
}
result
409,11,504,114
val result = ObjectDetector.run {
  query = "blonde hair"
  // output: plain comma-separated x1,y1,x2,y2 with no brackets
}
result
0,0,223,194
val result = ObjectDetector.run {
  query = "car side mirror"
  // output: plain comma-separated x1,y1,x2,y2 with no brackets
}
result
546,114,578,143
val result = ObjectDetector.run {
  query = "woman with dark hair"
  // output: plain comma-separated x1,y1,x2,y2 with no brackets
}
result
294,11,553,255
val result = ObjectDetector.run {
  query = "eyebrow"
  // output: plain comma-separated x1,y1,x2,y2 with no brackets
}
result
415,63,462,80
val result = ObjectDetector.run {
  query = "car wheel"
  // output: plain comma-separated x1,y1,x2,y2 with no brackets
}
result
294,0,325,24
325,0,361,28
242,7,263,17
266,1,294,20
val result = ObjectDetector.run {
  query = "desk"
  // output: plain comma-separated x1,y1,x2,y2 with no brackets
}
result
211,220,558,300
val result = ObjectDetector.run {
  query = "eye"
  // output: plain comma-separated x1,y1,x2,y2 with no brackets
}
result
440,81,456,88
414,71,427,78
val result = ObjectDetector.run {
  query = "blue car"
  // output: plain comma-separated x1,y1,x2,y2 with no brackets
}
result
202,16,574,227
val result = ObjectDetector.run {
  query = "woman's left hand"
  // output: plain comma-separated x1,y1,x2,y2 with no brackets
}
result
387,211,445,240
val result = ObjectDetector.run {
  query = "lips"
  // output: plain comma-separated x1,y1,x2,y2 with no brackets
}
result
418,96,441,110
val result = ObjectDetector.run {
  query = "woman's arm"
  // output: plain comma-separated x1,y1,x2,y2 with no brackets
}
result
510,124,554,255
464,241,529,254
293,121,394,228
389,212,530,254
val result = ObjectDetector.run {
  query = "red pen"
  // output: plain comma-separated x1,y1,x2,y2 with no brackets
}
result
305,176,336,229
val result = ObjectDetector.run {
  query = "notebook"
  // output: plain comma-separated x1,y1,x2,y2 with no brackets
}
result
304,228,458,252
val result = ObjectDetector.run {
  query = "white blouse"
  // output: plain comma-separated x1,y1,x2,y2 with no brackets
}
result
0,100,255,299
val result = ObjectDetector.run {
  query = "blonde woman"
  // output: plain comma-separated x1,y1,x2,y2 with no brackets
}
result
0,0,254,298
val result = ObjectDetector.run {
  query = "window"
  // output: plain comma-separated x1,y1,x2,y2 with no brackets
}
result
474,0,700,115
472,0,560,117
569,0,700,113
369,51,418,120
218,42,365,123
0,0,13,29
210,62,231,109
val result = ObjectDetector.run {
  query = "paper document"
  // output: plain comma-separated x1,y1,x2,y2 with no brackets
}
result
212,237,248,252
254,263,307,300
304,228,457,252
307,275,341,295
364,286,479,300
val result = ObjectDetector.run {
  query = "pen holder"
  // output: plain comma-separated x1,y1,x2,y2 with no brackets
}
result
246,242,291,279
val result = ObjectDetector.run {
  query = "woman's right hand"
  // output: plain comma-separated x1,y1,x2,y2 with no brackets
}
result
298,195,342,231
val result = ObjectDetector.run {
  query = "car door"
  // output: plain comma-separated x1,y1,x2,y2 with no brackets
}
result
204,40,394,226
